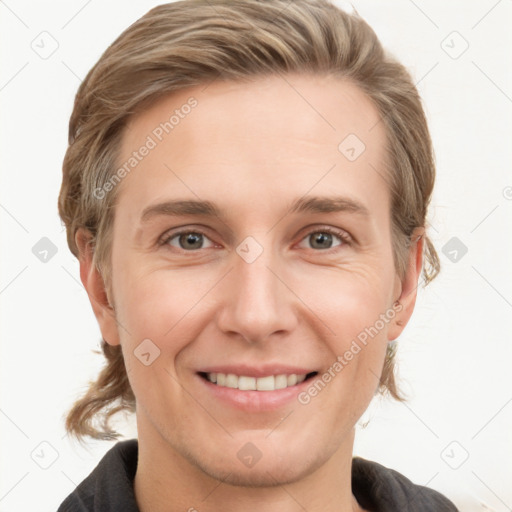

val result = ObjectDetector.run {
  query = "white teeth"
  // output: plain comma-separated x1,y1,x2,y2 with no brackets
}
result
287,374,297,386
256,375,274,391
205,372,310,391
238,376,256,390
225,373,238,389
274,374,288,389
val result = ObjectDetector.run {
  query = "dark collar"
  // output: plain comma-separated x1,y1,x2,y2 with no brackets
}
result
58,439,458,512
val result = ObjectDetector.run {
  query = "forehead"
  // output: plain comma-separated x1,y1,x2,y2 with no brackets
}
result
121,72,384,155
116,73,389,223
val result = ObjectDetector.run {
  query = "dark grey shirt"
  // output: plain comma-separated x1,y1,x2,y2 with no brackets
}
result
57,439,459,511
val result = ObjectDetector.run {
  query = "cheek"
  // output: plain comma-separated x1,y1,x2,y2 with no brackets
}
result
111,260,230,394
112,262,203,357
298,264,393,393
114,267,203,413
295,258,395,329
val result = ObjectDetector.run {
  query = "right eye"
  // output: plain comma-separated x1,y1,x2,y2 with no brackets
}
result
160,229,216,251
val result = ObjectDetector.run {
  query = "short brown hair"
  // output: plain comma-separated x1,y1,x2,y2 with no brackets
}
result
58,0,440,441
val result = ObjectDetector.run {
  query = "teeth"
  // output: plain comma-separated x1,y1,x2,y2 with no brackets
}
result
257,375,274,391
225,373,238,389
205,372,310,391
274,374,288,389
238,376,256,390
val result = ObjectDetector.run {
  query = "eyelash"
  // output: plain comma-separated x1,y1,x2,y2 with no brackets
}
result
158,226,352,254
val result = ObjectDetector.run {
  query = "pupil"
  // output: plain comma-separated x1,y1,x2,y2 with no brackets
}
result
312,232,332,249
181,233,202,250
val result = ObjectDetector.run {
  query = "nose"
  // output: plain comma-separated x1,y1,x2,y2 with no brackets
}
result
215,239,298,344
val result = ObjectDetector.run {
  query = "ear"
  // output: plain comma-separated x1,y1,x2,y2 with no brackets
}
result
75,228,120,346
387,227,425,341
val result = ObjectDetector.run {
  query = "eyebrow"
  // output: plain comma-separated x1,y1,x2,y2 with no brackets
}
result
140,195,370,223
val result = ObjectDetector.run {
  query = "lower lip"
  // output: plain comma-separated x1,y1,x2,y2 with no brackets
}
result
196,374,315,412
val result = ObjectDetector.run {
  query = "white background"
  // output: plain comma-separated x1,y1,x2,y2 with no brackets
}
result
1,1,511,510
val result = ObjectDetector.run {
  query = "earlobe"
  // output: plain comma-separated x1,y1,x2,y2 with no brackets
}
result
388,227,425,341
75,228,120,346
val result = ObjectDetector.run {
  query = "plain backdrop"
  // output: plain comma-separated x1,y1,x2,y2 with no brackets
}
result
1,1,511,510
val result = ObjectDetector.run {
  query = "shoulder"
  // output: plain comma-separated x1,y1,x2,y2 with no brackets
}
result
57,439,139,512
352,456,459,511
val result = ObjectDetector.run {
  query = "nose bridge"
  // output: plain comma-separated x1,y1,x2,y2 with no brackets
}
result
217,235,297,342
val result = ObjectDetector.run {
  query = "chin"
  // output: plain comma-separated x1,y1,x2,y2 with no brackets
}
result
195,453,323,488
176,433,330,488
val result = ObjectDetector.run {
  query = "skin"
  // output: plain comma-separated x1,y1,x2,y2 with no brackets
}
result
77,73,424,512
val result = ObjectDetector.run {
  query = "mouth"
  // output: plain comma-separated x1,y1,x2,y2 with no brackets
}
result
198,371,318,391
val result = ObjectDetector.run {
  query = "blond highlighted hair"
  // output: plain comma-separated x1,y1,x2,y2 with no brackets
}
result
58,0,440,441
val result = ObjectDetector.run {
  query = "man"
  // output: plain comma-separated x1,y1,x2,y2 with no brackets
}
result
57,1,457,510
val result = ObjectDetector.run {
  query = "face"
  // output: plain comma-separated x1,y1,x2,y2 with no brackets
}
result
84,73,421,486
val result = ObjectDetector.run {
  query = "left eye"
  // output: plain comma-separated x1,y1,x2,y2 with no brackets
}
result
297,229,347,251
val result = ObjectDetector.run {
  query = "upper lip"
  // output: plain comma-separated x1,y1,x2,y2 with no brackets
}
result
197,364,317,378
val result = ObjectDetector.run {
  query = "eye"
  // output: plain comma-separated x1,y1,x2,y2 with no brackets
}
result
161,229,215,251
159,226,351,253
297,227,351,252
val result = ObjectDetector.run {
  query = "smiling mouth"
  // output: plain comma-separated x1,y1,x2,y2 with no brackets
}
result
198,371,318,391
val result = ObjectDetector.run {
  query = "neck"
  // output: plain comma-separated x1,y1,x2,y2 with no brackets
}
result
134,415,363,512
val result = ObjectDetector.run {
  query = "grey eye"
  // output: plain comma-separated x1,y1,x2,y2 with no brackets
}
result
166,232,214,251
298,231,344,250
